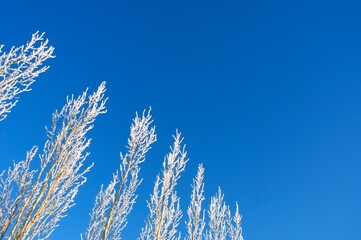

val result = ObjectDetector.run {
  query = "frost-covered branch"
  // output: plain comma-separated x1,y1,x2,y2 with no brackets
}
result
0,82,107,239
0,147,38,239
85,109,156,240
185,164,205,240
206,188,229,240
140,131,188,240
0,32,55,121
227,203,243,240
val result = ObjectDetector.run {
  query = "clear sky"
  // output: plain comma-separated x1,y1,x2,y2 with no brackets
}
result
0,0,361,239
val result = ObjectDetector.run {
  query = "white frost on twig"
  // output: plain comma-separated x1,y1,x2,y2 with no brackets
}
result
85,109,156,240
140,131,188,240
0,32,55,121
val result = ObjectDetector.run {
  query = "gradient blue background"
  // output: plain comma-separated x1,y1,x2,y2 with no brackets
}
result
0,0,361,239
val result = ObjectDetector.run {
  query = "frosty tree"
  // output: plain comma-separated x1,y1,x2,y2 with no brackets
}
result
0,33,243,240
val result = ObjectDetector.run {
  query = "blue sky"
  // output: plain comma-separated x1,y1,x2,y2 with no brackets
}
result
1,0,361,239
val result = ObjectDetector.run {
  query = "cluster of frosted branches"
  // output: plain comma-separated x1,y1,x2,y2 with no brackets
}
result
84,120,244,240
183,165,243,240
84,109,157,240
140,131,188,240
0,32,55,121
136,133,243,240
0,33,244,240
0,82,107,239
205,188,243,240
